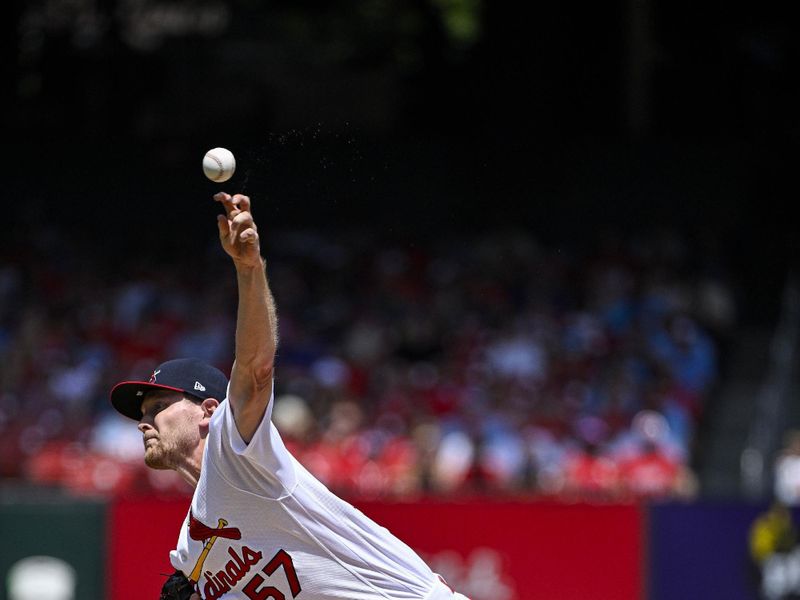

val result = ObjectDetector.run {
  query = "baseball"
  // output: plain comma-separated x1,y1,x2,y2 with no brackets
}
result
203,147,236,182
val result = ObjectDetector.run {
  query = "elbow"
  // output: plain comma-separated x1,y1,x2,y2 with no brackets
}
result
254,359,274,393
237,354,274,394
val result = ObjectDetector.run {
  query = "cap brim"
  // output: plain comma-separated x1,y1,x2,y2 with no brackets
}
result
110,381,187,421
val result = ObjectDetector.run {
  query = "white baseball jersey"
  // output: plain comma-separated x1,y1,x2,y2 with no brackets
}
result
169,388,460,600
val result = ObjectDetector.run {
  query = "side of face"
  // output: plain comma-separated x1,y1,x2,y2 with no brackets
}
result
137,391,206,470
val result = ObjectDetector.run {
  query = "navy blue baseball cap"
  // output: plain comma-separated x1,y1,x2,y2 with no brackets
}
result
110,358,229,420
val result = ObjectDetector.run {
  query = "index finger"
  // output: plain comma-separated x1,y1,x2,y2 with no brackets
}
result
214,192,237,218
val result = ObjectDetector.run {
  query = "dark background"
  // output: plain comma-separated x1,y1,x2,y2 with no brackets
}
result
5,0,798,325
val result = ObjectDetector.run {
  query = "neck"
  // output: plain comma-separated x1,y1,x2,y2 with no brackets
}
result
172,443,204,488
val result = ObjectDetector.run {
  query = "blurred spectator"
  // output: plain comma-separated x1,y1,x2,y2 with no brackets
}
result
749,502,796,566
273,394,315,448
774,430,800,506
431,428,475,493
525,425,571,494
617,438,688,500
560,416,621,500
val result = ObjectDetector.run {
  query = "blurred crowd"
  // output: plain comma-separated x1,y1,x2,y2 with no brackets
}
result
774,430,800,506
0,221,738,501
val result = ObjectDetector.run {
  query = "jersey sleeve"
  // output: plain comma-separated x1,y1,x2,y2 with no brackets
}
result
207,380,298,494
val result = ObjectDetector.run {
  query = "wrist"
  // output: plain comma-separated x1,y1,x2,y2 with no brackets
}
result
234,256,266,273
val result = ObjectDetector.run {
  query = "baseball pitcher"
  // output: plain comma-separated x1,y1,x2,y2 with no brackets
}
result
110,193,469,600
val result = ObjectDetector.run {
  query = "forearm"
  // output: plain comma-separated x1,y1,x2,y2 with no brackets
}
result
234,257,278,368
232,258,278,387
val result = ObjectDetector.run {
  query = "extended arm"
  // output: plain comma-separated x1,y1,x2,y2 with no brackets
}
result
215,192,278,443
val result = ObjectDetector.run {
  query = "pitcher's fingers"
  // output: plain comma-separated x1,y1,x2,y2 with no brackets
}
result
214,192,238,218
230,211,255,238
226,194,248,220
240,228,259,244
231,194,251,213
217,214,231,238
231,211,255,228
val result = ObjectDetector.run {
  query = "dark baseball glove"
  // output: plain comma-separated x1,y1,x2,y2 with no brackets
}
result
160,570,195,600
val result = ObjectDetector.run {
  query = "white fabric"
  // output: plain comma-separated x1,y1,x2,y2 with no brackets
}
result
423,578,471,600
170,385,452,600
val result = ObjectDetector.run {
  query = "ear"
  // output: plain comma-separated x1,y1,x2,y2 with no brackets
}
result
199,397,220,436
201,397,220,416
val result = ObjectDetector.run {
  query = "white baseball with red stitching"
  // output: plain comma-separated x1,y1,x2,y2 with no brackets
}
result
202,147,236,182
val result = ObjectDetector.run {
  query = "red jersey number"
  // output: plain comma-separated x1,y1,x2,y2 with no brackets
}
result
243,549,302,600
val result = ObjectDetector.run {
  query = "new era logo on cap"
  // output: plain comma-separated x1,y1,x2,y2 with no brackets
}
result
109,358,229,421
